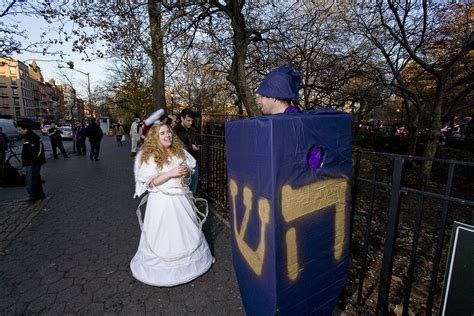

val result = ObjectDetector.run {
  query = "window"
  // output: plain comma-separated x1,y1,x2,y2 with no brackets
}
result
14,98,19,105
11,77,17,85
9,66,16,75
12,87,18,95
0,87,6,95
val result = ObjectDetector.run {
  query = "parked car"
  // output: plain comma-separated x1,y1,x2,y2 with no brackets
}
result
0,118,20,141
59,126,73,140
41,124,51,135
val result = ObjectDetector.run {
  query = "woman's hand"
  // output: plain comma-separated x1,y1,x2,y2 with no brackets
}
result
167,165,189,178
149,165,190,188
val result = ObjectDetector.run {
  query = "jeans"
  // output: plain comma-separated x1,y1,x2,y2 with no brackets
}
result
90,141,101,160
25,165,45,200
190,163,199,194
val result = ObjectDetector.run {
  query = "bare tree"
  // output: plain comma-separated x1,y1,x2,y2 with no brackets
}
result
349,2,473,169
1,1,69,57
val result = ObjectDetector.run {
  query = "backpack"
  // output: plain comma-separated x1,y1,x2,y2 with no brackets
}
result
0,161,25,187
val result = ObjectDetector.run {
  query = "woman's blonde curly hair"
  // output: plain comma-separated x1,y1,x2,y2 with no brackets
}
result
140,122,186,168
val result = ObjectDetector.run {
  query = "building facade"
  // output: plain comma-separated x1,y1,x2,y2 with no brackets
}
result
45,79,66,123
0,57,75,124
0,57,25,120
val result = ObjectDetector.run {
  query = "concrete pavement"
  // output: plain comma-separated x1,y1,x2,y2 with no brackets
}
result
0,136,243,314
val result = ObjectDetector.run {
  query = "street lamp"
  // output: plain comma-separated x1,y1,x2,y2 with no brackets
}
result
58,63,92,120
170,91,175,115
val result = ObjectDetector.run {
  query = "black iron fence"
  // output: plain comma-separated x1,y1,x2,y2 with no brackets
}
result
349,150,473,315
197,134,227,209
197,134,474,315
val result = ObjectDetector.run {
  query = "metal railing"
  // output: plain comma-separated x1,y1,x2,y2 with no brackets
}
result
197,134,474,315
197,134,228,209
350,150,473,315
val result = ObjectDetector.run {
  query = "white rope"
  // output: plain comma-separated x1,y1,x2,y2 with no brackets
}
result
135,183,209,262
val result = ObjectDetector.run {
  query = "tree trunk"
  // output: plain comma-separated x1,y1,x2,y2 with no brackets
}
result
226,0,259,118
421,76,446,178
407,101,422,156
148,0,166,112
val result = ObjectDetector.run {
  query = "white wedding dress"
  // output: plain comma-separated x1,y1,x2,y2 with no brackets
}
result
130,150,214,287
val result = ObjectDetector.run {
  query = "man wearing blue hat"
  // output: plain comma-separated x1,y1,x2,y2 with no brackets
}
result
256,66,322,169
256,66,301,114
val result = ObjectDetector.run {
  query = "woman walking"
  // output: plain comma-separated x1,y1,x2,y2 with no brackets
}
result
114,123,125,146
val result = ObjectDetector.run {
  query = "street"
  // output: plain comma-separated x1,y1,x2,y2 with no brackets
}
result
0,136,243,314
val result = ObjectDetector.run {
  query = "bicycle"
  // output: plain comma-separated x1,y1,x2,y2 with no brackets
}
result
0,142,24,187
5,142,21,164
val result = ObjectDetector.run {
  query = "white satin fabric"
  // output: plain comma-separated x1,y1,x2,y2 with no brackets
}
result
130,150,213,287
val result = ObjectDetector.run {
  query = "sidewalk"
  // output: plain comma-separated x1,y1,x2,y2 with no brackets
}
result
0,137,243,314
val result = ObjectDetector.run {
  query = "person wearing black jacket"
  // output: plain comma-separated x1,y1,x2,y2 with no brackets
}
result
75,122,87,156
48,122,70,159
173,108,200,194
0,127,7,163
85,118,103,161
17,122,46,202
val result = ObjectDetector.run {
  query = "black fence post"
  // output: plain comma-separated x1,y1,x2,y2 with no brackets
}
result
357,167,378,305
376,156,404,316
402,175,427,315
350,150,361,248
425,162,455,315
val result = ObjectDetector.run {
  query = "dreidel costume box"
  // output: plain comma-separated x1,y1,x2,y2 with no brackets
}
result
225,109,352,315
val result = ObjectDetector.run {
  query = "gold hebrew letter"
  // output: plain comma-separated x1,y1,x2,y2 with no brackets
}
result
281,178,348,281
230,179,270,276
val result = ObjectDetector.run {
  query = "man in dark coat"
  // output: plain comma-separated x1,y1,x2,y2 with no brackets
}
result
48,122,70,159
17,121,46,202
85,118,103,161
173,108,200,194
75,122,87,156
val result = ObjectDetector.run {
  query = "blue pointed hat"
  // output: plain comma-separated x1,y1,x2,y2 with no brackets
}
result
256,66,302,100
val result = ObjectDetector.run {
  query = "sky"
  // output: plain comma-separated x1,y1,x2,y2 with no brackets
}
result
7,7,109,98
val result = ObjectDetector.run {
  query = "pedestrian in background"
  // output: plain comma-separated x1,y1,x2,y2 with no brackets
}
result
114,123,125,146
75,122,87,156
173,108,200,194
131,122,213,286
85,118,103,161
130,114,143,157
169,115,178,129
0,127,7,163
159,115,173,126
17,121,46,202
48,122,70,159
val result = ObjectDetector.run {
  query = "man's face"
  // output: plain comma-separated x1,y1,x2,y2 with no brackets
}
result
17,127,27,136
257,96,276,115
181,115,193,129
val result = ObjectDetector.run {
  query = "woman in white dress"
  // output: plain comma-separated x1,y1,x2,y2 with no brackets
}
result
131,122,214,287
